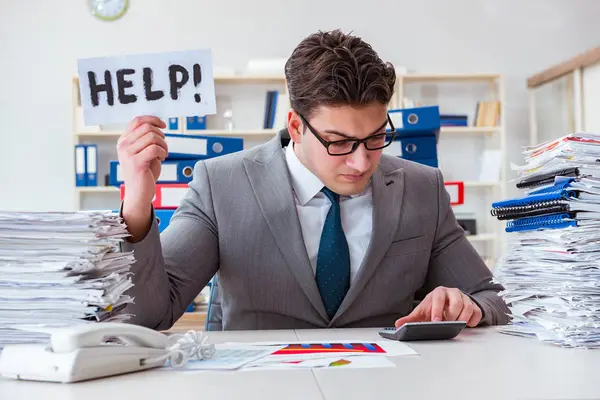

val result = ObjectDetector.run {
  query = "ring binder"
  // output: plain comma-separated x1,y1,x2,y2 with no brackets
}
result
492,204,569,220
491,189,577,209
491,176,600,220
505,212,577,233
516,167,579,189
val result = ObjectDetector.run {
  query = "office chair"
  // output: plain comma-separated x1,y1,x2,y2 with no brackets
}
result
205,275,223,331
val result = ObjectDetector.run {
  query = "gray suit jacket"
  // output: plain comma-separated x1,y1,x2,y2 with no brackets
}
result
121,130,510,331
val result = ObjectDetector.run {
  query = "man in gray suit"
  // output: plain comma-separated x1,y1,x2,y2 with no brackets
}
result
118,29,510,331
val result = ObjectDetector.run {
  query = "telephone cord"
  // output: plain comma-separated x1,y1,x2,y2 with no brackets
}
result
141,330,216,368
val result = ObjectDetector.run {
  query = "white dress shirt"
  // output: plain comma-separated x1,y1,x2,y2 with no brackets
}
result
284,143,373,284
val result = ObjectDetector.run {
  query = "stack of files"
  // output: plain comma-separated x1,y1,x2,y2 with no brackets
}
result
511,132,600,188
0,210,135,348
490,132,600,348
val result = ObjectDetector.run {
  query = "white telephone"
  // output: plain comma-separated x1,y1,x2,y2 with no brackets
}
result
0,322,215,383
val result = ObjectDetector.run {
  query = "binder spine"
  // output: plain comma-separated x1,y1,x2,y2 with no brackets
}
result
505,213,577,233
491,200,569,219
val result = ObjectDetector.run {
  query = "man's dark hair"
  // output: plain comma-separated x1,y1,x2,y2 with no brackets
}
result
285,29,396,120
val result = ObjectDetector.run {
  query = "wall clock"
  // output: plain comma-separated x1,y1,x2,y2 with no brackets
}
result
89,0,129,21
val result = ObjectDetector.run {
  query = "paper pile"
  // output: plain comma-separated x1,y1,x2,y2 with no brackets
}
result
491,133,600,348
0,210,135,347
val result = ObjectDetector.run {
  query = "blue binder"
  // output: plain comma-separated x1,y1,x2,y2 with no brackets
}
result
85,144,98,186
109,159,199,186
74,145,87,187
388,105,441,134
505,213,577,233
155,209,175,233
167,117,180,131
165,133,244,159
185,116,207,130
386,105,440,168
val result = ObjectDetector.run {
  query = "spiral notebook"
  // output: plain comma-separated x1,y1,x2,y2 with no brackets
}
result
492,204,570,220
491,178,600,219
505,213,577,233
516,167,580,189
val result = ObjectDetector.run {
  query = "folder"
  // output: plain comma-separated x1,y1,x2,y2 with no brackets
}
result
263,91,278,129
383,136,439,168
155,209,175,233
165,133,243,159
185,116,207,130
110,159,199,186
74,145,87,187
386,105,440,168
440,114,468,127
167,117,182,133
120,184,188,209
444,181,465,206
85,144,98,186
388,105,441,134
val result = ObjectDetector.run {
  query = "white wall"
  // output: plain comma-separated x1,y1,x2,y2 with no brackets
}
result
2,0,600,212
583,62,600,133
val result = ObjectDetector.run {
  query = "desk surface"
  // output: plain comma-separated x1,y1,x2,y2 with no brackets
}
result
0,327,598,400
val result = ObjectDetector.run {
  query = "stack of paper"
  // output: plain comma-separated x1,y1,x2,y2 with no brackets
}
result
492,132,600,348
0,210,135,347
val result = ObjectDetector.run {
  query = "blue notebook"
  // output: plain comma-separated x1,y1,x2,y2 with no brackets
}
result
505,213,577,233
492,179,577,209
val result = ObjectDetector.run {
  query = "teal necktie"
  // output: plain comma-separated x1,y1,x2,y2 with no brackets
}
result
316,187,351,319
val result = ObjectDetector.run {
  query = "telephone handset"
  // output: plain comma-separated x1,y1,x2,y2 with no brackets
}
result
0,322,215,383
50,322,169,353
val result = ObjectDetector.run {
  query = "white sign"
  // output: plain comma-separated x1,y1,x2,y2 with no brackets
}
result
77,49,216,125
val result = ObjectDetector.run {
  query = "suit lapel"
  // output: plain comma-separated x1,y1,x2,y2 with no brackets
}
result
330,161,405,325
243,133,329,322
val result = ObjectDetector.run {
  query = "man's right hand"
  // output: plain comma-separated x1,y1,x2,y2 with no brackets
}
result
117,116,168,241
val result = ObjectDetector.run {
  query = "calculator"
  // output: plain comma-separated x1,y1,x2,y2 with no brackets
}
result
378,321,467,341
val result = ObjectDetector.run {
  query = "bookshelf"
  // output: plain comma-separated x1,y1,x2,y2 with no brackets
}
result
71,73,287,210
71,70,505,262
392,72,506,263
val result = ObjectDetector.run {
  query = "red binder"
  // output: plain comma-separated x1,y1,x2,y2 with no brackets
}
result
120,184,188,209
444,181,465,206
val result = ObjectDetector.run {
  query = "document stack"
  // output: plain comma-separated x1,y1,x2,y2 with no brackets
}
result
0,210,135,348
491,132,600,348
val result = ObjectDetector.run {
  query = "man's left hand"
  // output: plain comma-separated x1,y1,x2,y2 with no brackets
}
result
395,286,482,328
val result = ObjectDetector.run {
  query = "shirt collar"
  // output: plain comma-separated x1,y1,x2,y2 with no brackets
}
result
284,142,371,205
285,142,324,205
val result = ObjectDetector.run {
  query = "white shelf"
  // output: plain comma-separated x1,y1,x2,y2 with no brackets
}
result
214,75,285,84
440,126,501,134
74,129,278,138
75,127,499,138
466,233,497,243
463,181,501,188
76,186,119,193
73,74,285,87
402,72,501,83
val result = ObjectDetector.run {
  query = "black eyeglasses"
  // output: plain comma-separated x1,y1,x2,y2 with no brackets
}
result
297,113,396,156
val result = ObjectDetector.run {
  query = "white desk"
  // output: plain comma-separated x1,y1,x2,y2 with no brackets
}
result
1,327,599,400
296,327,600,400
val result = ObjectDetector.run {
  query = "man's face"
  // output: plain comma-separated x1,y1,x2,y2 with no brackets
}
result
289,103,388,196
